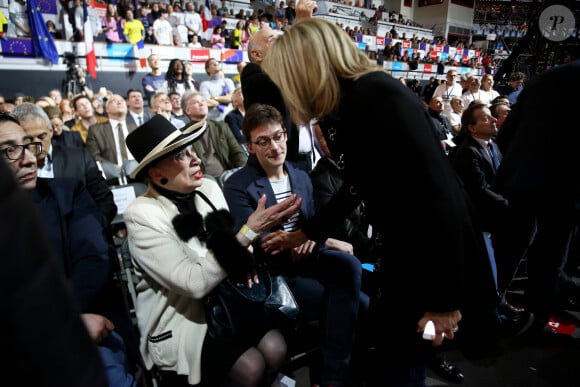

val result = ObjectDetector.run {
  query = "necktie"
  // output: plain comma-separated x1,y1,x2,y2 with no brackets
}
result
488,141,500,171
117,123,128,163
138,115,143,125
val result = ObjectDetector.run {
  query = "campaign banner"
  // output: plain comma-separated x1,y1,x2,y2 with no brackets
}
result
190,49,211,62
107,43,133,62
361,34,376,51
391,61,403,71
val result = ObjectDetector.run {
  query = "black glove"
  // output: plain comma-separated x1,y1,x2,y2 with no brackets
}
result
172,209,204,242
203,210,255,282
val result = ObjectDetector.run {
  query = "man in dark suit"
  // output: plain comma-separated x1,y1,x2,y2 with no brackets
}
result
12,103,117,224
125,89,152,127
427,96,455,154
451,103,530,327
0,143,108,387
0,113,136,386
43,105,85,148
86,94,137,184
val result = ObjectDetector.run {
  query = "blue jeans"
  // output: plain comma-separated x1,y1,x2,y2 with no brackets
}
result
285,249,368,386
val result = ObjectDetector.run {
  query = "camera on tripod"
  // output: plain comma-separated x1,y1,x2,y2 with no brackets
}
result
64,51,80,77
62,52,83,98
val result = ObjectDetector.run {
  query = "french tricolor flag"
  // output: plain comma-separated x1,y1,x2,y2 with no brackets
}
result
134,40,147,68
83,0,97,79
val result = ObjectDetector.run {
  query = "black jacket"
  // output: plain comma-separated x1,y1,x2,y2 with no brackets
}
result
52,144,117,224
0,162,108,386
241,62,300,162
309,156,374,262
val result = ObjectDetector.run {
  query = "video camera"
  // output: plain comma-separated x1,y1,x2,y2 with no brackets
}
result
63,51,80,76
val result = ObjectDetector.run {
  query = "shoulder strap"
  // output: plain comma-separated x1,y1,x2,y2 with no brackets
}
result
195,190,217,211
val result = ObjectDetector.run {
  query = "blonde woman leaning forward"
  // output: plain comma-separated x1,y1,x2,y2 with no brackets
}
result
261,18,500,387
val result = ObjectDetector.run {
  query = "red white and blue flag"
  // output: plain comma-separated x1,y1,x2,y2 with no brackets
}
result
83,0,97,78
133,39,147,68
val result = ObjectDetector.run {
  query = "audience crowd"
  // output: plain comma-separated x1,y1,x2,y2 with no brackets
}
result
2,1,578,387
2,0,521,73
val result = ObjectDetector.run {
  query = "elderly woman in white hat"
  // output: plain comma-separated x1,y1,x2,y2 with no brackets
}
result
123,115,302,386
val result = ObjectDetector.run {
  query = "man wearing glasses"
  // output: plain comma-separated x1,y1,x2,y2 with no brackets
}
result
223,104,369,387
0,113,137,387
432,69,463,119
0,132,108,387
182,91,247,187
12,103,117,224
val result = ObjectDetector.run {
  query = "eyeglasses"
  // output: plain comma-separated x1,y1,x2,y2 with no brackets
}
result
250,130,287,149
1,142,43,161
173,146,198,162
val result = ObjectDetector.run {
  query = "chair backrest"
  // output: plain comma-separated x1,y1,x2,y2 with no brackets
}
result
117,238,161,387
119,238,139,323
110,182,148,225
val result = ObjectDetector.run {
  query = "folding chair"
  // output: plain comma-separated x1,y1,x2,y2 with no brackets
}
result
118,238,161,387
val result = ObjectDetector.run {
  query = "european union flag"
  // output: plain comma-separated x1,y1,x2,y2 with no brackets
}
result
27,0,59,64
0,38,32,58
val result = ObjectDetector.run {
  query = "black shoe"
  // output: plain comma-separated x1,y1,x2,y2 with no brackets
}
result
498,301,525,319
499,311,534,338
429,357,464,384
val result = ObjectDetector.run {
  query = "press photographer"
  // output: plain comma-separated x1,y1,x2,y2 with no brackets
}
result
63,52,94,99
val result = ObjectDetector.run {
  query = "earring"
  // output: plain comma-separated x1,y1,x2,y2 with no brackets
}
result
160,177,168,185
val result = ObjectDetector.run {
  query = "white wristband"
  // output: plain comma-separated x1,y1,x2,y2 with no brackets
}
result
240,224,259,243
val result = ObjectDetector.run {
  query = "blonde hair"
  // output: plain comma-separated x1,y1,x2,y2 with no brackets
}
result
261,18,384,125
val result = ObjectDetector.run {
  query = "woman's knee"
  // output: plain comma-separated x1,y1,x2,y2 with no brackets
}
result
258,329,287,370
229,348,265,387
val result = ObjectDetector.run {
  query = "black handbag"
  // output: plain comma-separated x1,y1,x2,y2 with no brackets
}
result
192,191,300,338
205,268,300,338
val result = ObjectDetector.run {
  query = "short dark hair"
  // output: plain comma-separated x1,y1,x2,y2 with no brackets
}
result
489,102,510,118
126,89,143,98
242,104,284,139
461,102,488,130
72,94,91,110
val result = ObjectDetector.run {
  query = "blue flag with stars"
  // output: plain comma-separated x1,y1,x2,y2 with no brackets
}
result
27,0,59,64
